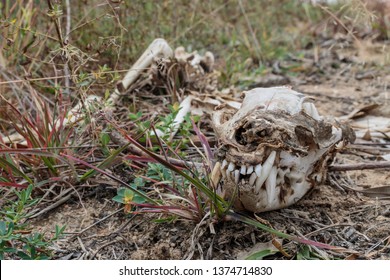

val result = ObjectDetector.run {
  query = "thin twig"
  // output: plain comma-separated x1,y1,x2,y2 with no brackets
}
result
47,0,65,48
71,208,123,238
47,0,74,85
317,4,361,45
64,0,71,94
109,129,203,169
77,236,89,255
110,215,137,236
238,0,262,62
91,239,119,259
330,161,390,171
305,223,354,237
29,191,75,218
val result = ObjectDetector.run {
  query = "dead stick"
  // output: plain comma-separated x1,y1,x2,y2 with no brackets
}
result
29,191,75,219
330,161,390,172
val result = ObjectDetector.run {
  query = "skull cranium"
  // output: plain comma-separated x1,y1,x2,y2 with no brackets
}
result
212,87,354,213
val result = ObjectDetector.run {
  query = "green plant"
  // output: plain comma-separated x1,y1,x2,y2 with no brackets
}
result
0,0,39,67
112,178,147,213
296,245,328,260
0,185,65,259
129,104,200,154
245,249,279,260
0,91,75,183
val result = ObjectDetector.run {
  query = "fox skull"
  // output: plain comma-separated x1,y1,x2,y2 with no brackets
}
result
212,87,354,213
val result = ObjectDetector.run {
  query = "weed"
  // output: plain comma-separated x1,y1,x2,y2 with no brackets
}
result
245,249,279,260
0,185,65,260
129,104,200,155
112,177,147,213
296,245,328,260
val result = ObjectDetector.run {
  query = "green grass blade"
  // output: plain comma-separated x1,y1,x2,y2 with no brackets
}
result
122,134,228,214
62,153,158,205
80,142,131,181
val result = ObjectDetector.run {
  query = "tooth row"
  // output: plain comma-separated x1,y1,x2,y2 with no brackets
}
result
220,151,277,192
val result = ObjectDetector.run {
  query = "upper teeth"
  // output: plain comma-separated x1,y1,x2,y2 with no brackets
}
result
234,169,240,184
219,150,278,192
228,162,235,171
255,164,262,177
265,166,277,205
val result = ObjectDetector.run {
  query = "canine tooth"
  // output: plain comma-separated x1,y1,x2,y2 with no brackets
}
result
247,165,254,174
255,164,262,177
234,169,240,184
255,176,262,191
240,165,247,175
228,162,235,172
249,172,257,186
221,159,228,169
265,166,277,205
211,162,222,188
255,151,276,192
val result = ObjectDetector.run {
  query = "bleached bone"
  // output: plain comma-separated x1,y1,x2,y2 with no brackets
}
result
109,38,173,106
212,87,354,213
61,40,223,140
61,94,101,128
351,116,390,140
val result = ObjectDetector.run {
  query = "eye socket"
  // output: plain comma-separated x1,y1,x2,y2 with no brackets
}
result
294,125,315,147
234,122,269,146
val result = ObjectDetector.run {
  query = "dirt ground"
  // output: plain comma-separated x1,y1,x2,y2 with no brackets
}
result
30,33,390,260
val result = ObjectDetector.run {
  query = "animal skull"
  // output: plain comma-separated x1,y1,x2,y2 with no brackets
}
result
212,87,354,213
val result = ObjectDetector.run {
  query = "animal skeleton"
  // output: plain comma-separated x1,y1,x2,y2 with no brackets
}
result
108,39,355,212
2,39,358,213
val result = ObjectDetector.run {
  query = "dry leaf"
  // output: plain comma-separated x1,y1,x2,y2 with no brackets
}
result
236,239,281,260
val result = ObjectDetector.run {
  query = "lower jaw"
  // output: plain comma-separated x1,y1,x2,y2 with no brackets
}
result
222,176,312,213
